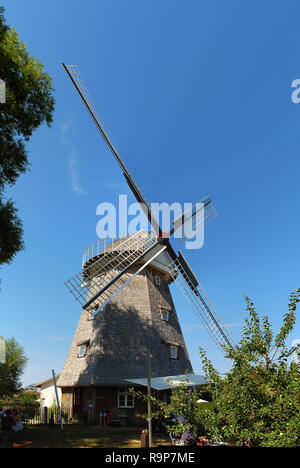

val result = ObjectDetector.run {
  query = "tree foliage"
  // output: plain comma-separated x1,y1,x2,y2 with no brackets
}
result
17,390,39,405
0,198,24,265
131,375,212,438
133,290,300,447
200,290,300,447
0,6,55,268
0,336,28,398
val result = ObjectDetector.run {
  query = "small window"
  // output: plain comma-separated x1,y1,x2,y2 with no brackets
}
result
154,275,161,286
170,345,178,360
118,391,134,408
162,309,169,321
78,344,87,357
77,340,89,357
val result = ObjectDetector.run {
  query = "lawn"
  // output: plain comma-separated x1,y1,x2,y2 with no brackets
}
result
1,424,172,448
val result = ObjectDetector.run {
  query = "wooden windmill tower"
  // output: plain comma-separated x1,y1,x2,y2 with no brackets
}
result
57,65,235,425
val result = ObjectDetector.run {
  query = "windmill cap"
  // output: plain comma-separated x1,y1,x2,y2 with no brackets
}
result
82,231,174,282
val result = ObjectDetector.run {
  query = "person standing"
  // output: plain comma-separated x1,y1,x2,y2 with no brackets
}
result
11,410,23,432
2,409,13,432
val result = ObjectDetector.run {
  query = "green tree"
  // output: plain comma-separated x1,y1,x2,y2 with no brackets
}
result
0,6,55,270
17,390,39,405
133,289,300,447
0,336,28,398
131,375,212,439
199,289,300,447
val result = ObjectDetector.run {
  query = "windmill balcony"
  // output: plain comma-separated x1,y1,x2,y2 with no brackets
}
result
81,231,174,283
64,230,177,316
82,231,156,270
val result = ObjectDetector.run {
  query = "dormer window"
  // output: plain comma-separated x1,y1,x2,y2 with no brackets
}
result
78,344,86,357
162,309,169,321
170,345,178,360
77,340,90,358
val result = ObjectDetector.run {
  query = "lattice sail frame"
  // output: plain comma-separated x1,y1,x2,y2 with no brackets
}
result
65,231,165,316
64,64,158,234
65,229,234,350
168,258,235,350
62,63,236,352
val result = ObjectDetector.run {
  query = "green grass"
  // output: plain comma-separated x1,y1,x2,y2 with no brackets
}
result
1,424,172,448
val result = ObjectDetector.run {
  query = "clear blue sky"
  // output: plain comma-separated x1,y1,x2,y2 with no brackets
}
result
0,0,299,386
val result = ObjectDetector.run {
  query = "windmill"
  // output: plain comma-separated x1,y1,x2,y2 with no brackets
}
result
62,63,235,353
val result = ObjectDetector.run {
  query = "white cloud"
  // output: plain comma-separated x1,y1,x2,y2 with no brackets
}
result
61,120,72,137
67,151,84,195
60,121,85,195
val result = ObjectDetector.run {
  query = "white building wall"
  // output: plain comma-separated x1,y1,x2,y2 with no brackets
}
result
39,381,62,409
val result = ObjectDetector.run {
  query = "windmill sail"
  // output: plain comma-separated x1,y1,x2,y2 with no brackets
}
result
62,63,162,236
65,231,166,315
167,255,235,350
62,62,235,354
171,195,217,237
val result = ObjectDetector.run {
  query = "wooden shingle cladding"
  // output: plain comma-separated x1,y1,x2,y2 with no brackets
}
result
57,233,193,422
58,267,192,389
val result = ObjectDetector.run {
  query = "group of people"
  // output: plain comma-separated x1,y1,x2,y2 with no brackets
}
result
0,408,23,432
